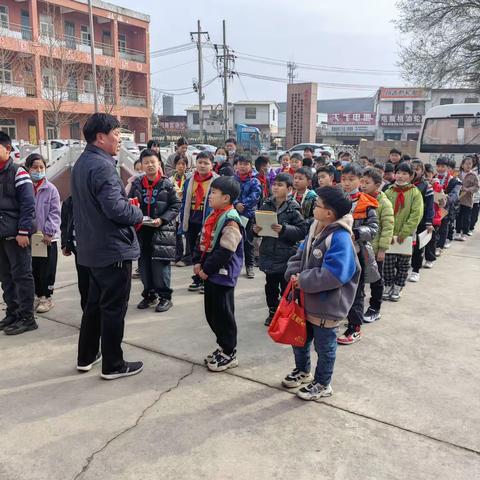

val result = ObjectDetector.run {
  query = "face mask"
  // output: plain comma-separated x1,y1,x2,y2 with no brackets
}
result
30,171,46,182
395,180,408,186
227,148,236,156
214,155,226,164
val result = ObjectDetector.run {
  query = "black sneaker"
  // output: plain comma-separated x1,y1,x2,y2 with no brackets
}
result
4,315,38,336
101,361,144,380
207,350,238,372
137,296,157,309
204,348,222,364
0,313,17,331
155,298,173,313
77,352,102,372
246,266,255,279
363,307,381,323
188,277,202,292
264,310,275,326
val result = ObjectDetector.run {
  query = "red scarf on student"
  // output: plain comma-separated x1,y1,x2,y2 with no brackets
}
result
174,173,185,190
142,170,163,217
200,205,233,255
238,172,252,182
33,178,45,195
349,191,361,201
282,166,295,176
392,184,415,214
193,171,213,210
0,160,8,172
257,173,269,197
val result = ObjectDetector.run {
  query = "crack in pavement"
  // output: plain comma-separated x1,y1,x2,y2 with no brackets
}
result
39,314,480,458
71,363,195,480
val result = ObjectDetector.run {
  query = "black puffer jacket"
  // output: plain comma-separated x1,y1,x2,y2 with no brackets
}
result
256,196,308,274
129,176,181,261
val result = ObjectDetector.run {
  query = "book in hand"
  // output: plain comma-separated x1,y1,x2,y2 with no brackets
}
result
388,236,413,255
255,210,279,238
142,216,158,227
31,232,47,258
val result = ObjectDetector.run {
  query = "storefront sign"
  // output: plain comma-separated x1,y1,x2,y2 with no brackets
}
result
327,112,376,125
379,88,430,101
379,114,423,127
326,124,376,136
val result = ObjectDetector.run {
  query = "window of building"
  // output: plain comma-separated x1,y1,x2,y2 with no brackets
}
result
0,119,16,139
465,97,479,103
64,21,76,49
39,15,54,38
412,101,425,115
245,107,256,119
384,132,401,141
0,5,9,29
70,122,80,139
118,34,127,53
407,133,419,141
192,112,199,125
0,62,12,84
272,109,276,121
21,10,31,40
42,71,57,90
81,25,91,46
84,74,94,93
392,101,405,114
46,126,56,140
440,98,454,105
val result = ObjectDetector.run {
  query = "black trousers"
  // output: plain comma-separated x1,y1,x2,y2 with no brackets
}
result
186,221,202,280
204,280,237,355
411,226,426,273
437,216,449,248
243,219,255,268
74,253,89,311
265,272,288,313
77,261,132,373
470,202,480,231
32,242,58,298
0,238,34,318
456,205,472,235
347,258,365,327
369,260,384,312
425,228,437,262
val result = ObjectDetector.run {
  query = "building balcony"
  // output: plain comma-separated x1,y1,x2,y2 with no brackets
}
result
1,81,36,97
120,93,147,107
0,22,32,41
38,34,113,57
119,47,146,63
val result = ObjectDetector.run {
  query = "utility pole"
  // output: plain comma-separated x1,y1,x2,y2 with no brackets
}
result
87,0,98,112
190,21,209,142
287,61,297,84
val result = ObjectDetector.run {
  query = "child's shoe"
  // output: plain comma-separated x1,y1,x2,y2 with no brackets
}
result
424,261,434,269
137,296,157,309
390,285,402,301
337,325,361,345
363,307,381,323
155,297,173,312
282,368,314,388
382,285,393,300
246,266,255,279
204,348,222,365
188,276,202,292
264,309,275,326
296,382,333,401
435,248,443,256
207,350,238,372
458,234,466,242
408,272,420,282
36,297,54,313
444,240,452,249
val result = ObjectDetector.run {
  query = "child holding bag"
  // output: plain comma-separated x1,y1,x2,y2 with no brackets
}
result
283,186,360,401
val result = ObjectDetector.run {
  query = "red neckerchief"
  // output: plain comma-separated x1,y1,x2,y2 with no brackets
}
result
282,166,295,176
295,191,305,204
200,205,233,257
33,178,45,195
193,171,213,210
349,191,361,201
142,171,162,217
214,163,221,174
437,172,451,191
257,173,269,197
238,172,252,182
0,160,8,172
370,191,379,198
392,184,415,214
174,173,185,190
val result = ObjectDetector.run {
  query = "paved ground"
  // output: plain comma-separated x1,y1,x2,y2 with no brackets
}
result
1,233,480,480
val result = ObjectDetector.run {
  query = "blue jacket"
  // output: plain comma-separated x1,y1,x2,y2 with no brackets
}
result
234,174,262,219
71,144,143,267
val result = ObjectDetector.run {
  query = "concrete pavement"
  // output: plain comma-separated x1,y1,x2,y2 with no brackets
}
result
1,233,480,479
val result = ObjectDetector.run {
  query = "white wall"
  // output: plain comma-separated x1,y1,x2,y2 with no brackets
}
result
234,104,277,128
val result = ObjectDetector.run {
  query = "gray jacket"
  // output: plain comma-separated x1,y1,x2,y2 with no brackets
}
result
285,215,361,322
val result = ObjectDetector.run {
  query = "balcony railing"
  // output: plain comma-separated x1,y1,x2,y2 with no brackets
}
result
38,33,114,57
120,93,147,107
0,80,36,97
119,47,146,63
42,86,117,106
0,22,33,41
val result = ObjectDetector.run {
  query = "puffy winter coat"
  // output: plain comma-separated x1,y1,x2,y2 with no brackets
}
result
129,176,181,261
234,174,262,219
372,190,394,254
385,184,424,238
256,196,308,274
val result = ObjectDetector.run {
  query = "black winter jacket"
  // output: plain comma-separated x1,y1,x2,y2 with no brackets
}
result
129,176,181,261
256,196,308,274
60,196,75,253
71,144,143,267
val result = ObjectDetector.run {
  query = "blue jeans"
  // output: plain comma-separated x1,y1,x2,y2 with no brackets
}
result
292,322,338,386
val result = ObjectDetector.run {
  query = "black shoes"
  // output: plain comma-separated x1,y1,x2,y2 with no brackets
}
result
0,314,17,331
264,310,275,326
101,361,144,380
188,276,203,292
137,296,157,309
77,352,102,372
155,298,173,312
3,315,38,335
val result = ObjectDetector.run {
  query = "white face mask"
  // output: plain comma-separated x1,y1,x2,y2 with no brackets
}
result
395,180,408,186
214,155,227,164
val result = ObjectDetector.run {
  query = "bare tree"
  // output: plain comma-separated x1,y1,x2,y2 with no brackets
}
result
150,88,162,128
96,66,116,114
396,0,480,89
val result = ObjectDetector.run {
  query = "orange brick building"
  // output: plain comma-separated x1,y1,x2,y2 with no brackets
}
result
0,0,150,143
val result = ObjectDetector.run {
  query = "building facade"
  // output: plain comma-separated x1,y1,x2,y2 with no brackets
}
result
285,82,317,148
0,0,151,143
232,101,279,143
185,103,234,137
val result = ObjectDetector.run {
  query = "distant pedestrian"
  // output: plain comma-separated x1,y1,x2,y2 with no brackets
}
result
72,113,144,380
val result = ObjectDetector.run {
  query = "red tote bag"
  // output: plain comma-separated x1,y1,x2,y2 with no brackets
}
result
268,280,307,347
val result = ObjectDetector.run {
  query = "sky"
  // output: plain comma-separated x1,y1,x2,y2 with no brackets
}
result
113,0,404,114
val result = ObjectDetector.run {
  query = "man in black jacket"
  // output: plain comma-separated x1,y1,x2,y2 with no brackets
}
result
72,113,144,380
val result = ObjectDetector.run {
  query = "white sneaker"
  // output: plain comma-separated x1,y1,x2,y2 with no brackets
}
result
424,261,434,269
458,234,466,242
408,272,420,283
36,297,54,313
297,382,333,401
444,240,452,249
454,233,463,241
382,285,393,300
435,248,443,257
390,285,402,301
282,368,314,388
